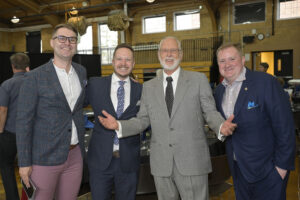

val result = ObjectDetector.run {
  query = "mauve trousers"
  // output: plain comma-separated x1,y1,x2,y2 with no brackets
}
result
30,145,83,200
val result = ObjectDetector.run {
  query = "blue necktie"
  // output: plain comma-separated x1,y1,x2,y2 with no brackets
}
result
114,80,125,145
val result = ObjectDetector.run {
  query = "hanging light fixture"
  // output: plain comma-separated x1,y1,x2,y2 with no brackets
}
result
69,6,78,15
146,0,155,3
11,16,20,23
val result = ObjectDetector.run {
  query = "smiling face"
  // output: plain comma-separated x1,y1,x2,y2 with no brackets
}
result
112,47,135,80
158,37,183,75
217,46,245,84
50,27,77,62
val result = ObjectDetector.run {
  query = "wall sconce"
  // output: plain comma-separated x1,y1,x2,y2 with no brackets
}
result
69,6,78,15
11,16,20,23
146,0,155,3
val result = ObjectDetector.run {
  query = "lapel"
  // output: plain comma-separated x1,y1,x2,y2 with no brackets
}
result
73,62,86,111
105,75,118,117
122,79,139,115
216,85,226,118
45,60,71,111
233,69,253,118
154,73,169,118
170,69,190,119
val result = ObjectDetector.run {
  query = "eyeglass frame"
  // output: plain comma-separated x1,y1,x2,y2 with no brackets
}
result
52,35,78,44
159,48,182,55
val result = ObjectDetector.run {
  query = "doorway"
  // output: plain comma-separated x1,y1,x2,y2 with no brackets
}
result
252,50,293,78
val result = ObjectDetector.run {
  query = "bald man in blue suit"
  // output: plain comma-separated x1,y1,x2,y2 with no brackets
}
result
214,42,295,200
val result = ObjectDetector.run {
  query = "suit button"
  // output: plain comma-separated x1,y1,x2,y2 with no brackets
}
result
112,135,114,138
68,129,71,132
170,128,174,131
169,144,172,147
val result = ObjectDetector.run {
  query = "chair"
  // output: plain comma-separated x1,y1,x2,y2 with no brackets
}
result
209,155,232,199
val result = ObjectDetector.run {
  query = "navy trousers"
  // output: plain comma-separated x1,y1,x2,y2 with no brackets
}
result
0,131,19,200
233,161,289,200
89,156,139,200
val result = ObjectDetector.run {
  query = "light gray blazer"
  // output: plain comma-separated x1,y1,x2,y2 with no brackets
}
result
121,68,224,177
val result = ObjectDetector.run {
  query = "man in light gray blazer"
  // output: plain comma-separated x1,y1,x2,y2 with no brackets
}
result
99,36,236,200
16,24,87,200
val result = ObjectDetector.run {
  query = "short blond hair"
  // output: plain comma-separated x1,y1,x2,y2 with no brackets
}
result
216,42,243,58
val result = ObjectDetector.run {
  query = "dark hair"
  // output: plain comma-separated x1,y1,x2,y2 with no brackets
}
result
259,62,269,70
52,23,78,37
217,42,243,57
113,43,134,59
10,53,30,70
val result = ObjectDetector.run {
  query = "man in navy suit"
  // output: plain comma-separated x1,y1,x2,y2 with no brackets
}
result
16,24,87,200
86,43,142,200
214,42,295,200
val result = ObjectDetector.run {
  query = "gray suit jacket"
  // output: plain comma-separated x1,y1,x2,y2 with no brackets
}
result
16,59,87,167
121,68,224,176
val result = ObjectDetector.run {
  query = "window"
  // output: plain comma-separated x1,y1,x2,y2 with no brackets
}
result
143,15,166,34
77,25,93,54
174,10,200,31
99,24,118,64
278,0,300,19
234,1,266,24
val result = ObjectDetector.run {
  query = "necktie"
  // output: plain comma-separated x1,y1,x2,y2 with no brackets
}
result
165,77,174,117
114,80,125,145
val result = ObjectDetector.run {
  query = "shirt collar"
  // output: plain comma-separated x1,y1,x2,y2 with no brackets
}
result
13,71,26,77
163,66,181,82
53,60,74,75
222,67,246,87
112,73,130,84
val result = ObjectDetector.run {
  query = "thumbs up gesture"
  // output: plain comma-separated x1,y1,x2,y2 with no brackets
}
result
220,114,237,136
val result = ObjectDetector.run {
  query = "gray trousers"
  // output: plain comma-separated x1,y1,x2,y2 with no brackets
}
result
153,161,209,200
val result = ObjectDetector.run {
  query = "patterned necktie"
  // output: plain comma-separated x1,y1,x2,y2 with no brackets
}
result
165,77,174,117
114,80,125,145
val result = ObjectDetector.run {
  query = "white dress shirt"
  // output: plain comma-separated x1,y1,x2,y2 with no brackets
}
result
163,67,180,96
111,73,131,151
53,63,82,145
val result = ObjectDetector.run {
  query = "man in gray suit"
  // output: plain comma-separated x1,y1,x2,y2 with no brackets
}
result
99,36,236,200
16,24,87,200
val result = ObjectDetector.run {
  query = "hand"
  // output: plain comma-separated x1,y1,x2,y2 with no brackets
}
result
19,166,32,188
220,114,237,136
276,166,287,180
98,110,119,130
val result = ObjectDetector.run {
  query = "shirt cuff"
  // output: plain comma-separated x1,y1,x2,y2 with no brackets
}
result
116,121,122,138
218,123,226,142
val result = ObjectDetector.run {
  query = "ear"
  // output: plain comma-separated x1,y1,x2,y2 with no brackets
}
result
242,56,245,66
50,39,54,48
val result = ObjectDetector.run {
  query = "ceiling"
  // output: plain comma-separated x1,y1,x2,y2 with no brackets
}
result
0,0,168,29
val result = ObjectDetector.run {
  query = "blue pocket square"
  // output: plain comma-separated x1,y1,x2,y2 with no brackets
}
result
247,101,258,109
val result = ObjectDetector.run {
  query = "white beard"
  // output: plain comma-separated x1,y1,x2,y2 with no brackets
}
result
159,56,181,71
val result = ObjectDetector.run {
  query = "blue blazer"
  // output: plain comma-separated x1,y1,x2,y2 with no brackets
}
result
16,59,87,167
214,69,295,183
86,75,142,172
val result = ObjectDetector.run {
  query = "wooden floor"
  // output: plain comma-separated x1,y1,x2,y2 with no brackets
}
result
0,157,299,200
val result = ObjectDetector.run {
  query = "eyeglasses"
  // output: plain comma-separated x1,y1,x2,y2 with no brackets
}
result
159,49,181,54
52,35,77,44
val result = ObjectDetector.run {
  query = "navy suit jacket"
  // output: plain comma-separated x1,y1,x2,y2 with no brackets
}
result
86,75,142,172
214,68,295,183
16,59,87,167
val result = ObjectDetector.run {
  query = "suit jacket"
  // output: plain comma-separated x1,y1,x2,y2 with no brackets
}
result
16,59,87,167
214,68,295,183
86,75,142,172
120,68,225,176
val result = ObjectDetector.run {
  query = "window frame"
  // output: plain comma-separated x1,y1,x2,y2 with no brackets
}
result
142,14,166,34
277,0,300,20
233,0,266,25
173,9,200,31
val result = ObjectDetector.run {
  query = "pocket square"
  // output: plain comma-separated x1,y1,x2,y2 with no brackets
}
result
83,80,88,87
136,100,141,106
247,101,258,109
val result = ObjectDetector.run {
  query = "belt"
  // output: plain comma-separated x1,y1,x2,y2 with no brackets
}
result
112,151,120,158
70,144,78,150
